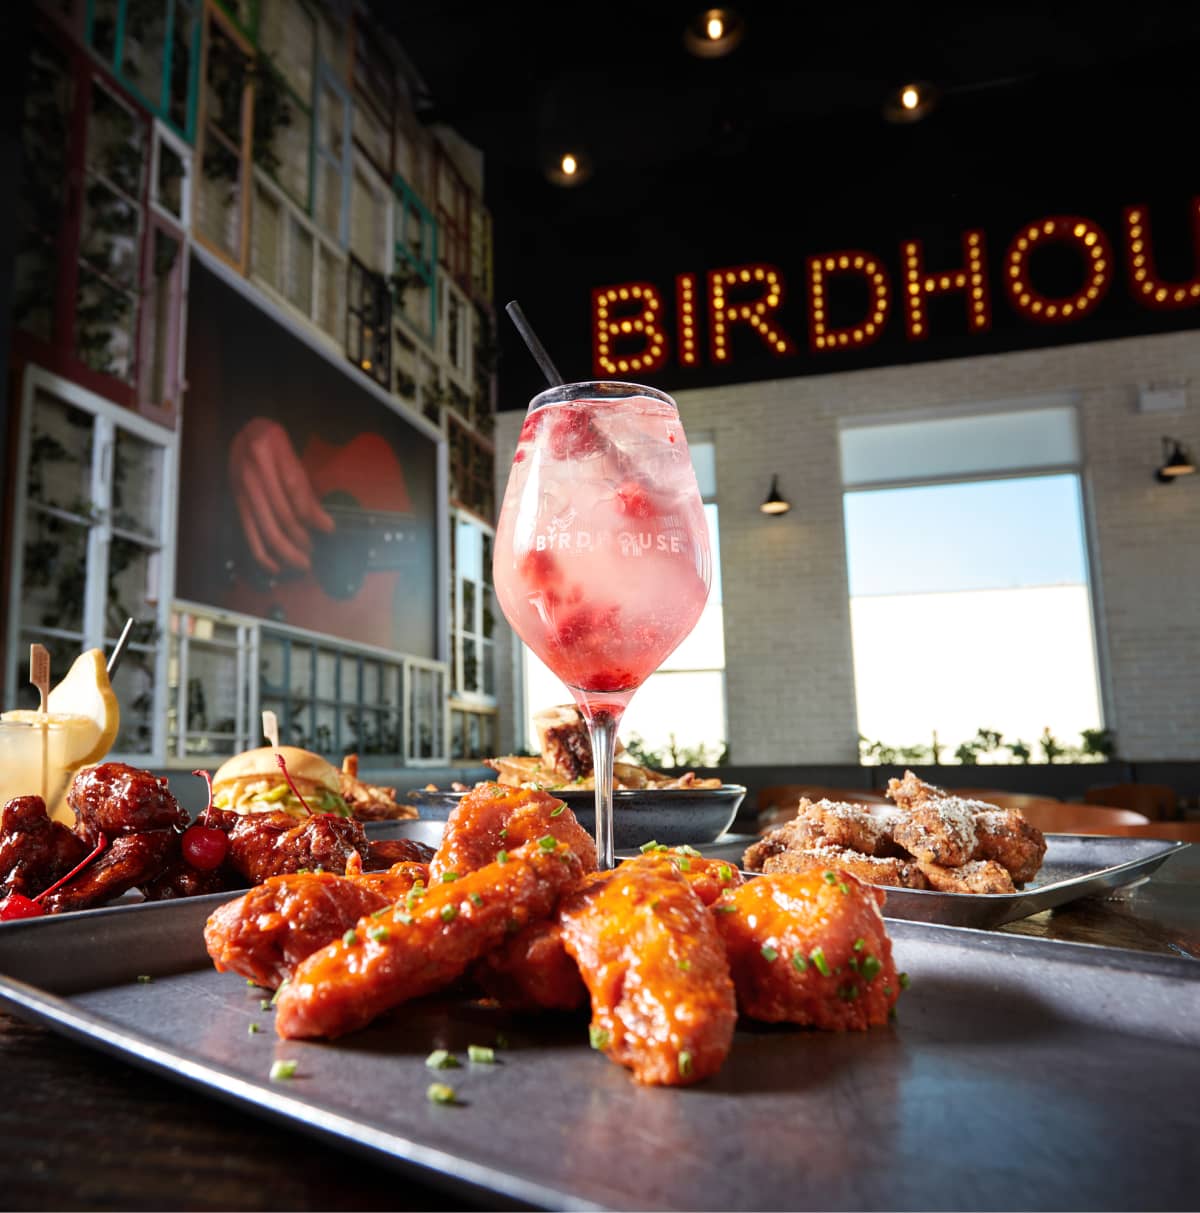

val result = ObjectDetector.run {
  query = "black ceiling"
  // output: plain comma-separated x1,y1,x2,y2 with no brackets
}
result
365,1,1200,398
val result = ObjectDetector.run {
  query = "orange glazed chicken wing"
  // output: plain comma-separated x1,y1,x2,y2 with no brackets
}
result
713,868,901,1030
558,853,737,1087
275,837,583,1039
430,782,597,879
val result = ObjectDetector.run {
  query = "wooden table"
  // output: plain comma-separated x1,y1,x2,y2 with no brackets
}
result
1,844,1195,1212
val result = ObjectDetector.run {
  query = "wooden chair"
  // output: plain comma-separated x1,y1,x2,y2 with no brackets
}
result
756,784,888,831
1012,799,1150,835
1083,783,1178,821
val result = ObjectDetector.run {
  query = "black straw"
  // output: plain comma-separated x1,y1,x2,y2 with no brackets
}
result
505,300,564,387
106,617,135,678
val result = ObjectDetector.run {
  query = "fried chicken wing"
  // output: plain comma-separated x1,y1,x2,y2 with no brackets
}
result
362,837,435,869
557,853,737,1087
973,809,1046,886
0,795,89,897
917,858,1016,894
885,769,944,810
67,763,189,843
890,797,979,867
745,839,930,890
713,869,901,1030
225,810,368,885
205,870,395,988
430,781,597,879
472,918,589,1013
39,828,177,913
275,837,583,1039
636,846,744,905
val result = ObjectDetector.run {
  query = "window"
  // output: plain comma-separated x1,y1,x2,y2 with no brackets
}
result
351,10,394,177
393,174,438,342
87,0,201,140
521,438,728,764
434,145,470,286
448,415,495,520
349,154,391,273
194,4,252,269
346,254,391,387
439,274,472,387
169,601,450,765
313,60,352,244
840,405,1104,762
7,370,175,759
450,705,497,761
256,0,315,210
451,512,496,700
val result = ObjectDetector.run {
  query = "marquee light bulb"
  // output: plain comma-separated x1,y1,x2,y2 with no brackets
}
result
561,154,577,176
707,15,724,38
901,86,919,110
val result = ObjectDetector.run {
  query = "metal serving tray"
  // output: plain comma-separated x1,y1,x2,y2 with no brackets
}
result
1,896,1197,1211
697,834,1189,928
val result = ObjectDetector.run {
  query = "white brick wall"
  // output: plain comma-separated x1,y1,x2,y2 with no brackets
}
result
494,330,1200,763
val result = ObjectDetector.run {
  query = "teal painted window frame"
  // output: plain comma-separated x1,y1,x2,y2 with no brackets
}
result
393,173,438,341
313,58,352,246
85,0,202,142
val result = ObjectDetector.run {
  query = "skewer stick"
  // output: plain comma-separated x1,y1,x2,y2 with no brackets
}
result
262,709,280,749
107,617,135,678
30,644,50,803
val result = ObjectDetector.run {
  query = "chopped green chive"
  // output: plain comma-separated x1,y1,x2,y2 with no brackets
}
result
246,978,258,987
589,1025,610,1050
497,850,509,865
467,1044,496,1064
838,880,851,895
791,952,807,973
260,998,271,1011
847,956,859,972
469,892,483,906
883,985,893,998
761,944,779,962
248,1023,260,1034
495,1032,509,1049
537,834,557,851
714,902,737,913
861,955,883,982
425,1049,460,1070
441,905,458,923
853,938,865,952
899,971,911,990
811,947,832,977
396,912,413,925
678,958,691,972
269,1060,297,1081
368,926,389,942
498,827,508,838
718,864,733,883
678,1050,693,1077
639,839,660,853
342,929,358,946
136,975,152,984
550,804,566,817
426,1082,457,1105
269,977,289,1007
838,984,860,1002
672,855,692,871
371,907,389,919
441,871,458,883
823,870,837,885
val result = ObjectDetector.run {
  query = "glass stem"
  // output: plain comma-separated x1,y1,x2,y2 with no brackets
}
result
588,707,621,870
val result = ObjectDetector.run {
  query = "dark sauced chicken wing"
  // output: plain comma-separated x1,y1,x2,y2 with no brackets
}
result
39,828,178,913
713,869,901,1030
225,810,369,885
430,781,597,880
67,763,189,843
0,795,88,897
557,853,737,1087
362,837,435,869
275,838,583,1039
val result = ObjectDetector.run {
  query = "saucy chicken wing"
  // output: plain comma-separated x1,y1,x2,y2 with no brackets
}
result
275,837,583,1039
557,853,737,1087
39,828,178,914
714,868,901,1030
430,782,597,879
67,763,189,843
472,918,589,1013
226,810,369,885
0,795,88,897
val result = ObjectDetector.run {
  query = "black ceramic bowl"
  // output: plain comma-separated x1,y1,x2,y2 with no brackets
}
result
402,784,747,850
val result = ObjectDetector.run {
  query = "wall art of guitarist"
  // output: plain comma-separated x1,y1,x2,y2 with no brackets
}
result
177,259,439,659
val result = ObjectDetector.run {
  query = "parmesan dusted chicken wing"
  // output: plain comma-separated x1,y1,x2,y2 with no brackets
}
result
713,868,901,1030
557,853,737,1087
430,781,597,879
275,837,583,1039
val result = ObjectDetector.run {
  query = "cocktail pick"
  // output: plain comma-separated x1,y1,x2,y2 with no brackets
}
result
262,709,280,748
106,617,135,678
29,643,50,803
505,300,565,388
29,643,50,716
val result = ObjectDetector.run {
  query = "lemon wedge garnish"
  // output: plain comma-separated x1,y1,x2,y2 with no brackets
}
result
1,648,120,768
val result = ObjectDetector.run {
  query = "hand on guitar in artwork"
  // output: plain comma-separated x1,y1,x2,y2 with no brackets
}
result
225,420,421,651
229,418,336,575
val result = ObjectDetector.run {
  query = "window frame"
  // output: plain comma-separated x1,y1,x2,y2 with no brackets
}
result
6,365,179,762
313,56,352,245
450,507,497,705
392,173,438,343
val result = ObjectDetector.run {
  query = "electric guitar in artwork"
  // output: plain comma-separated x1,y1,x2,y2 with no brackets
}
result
225,432,423,651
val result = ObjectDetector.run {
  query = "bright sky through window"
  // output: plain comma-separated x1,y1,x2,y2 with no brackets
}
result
843,473,1103,759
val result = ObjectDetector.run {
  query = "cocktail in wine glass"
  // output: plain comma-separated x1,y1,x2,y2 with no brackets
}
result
493,381,712,868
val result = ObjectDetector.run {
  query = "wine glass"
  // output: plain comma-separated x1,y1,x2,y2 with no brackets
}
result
493,381,712,868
